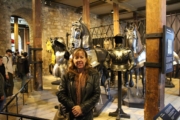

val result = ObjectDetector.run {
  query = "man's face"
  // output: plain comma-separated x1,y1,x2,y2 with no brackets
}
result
7,52,12,57
0,58,3,65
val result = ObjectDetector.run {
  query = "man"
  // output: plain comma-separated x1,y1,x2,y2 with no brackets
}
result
0,56,6,78
0,73,5,111
0,56,6,111
18,52,29,93
3,49,14,98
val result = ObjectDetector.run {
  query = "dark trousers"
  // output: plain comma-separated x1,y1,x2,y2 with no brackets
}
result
6,72,14,97
0,96,6,111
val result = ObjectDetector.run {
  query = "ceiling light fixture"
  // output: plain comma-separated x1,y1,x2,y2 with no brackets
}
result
111,10,114,13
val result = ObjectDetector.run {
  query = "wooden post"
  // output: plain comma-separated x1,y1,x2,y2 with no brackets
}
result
24,28,29,52
82,0,90,29
145,0,166,119
113,3,120,36
32,0,43,91
14,17,19,50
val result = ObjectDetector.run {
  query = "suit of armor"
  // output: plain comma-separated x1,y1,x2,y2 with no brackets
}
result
53,51,67,78
109,35,134,119
69,21,100,68
52,38,69,78
108,34,134,86
109,44,134,72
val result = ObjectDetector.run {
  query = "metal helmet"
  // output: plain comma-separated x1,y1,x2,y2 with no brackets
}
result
54,37,66,47
114,34,124,44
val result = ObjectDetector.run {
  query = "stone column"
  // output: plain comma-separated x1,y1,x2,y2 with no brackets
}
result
144,0,166,119
0,1,11,55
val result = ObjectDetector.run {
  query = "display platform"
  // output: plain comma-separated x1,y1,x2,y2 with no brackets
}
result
122,87,144,108
93,94,112,117
165,78,175,88
51,80,61,85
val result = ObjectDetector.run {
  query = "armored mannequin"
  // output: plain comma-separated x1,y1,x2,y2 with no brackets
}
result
52,37,70,78
109,35,134,119
109,44,134,71
69,20,100,67
109,35,134,87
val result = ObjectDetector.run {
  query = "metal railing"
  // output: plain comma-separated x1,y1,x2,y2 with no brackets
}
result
0,78,49,120
0,112,48,120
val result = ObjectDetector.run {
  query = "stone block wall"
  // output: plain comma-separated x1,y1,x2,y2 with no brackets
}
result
0,0,32,55
41,2,103,75
0,0,107,75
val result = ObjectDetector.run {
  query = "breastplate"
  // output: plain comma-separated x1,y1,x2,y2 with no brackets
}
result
53,51,68,77
86,49,100,68
55,51,66,65
109,48,133,71
82,35,90,48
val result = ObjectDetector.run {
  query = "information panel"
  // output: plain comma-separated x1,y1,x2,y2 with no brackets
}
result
154,104,180,120
162,25,175,74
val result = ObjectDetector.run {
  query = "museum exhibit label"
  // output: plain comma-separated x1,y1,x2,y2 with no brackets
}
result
153,103,180,120
162,25,175,74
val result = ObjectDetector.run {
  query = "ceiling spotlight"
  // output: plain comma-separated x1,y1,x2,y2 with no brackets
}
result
111,10,114,13
44,0,51,6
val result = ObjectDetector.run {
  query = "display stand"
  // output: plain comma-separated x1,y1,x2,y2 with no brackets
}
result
109,71,130,120
165,56,179,88
122,87,144,108
165,78,175,88
94,70,112,117
51,79,61,85
93,94,112,117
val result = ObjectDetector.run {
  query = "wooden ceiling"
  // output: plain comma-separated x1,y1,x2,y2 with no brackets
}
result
46,0,180,19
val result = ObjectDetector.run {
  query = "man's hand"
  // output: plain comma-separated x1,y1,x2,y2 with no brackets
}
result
6,75,9,79
72,105,82,117
0,95,5,100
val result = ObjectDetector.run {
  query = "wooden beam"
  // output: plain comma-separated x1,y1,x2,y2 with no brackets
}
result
105,0,145,16
11,24,29,29
136,0,180,11
90,1,106,8
167,9,180,15
144,0,166,119
82,0,90,29
113,3,120,36
75,1,106,13
97,7,180,20
14,17,19,50
32,0,43,91
167,0,180,5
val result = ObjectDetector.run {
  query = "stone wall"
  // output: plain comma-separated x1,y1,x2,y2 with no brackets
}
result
41,2,103,74
0,0,104,75
0,0,32,55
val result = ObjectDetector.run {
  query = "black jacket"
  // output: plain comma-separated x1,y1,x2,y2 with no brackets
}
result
57,68,100,120
17,57,29,75
0,64,6,80
0,73,4,97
